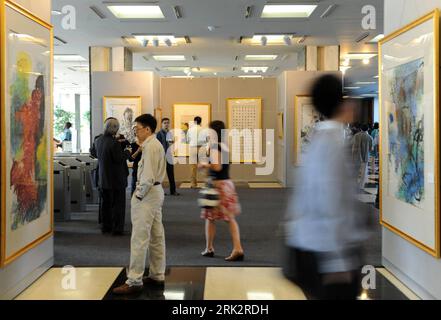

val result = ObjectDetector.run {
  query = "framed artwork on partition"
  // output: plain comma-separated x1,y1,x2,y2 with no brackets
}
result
172,103,211,157
277,112,284,140
103,96,141,144
226,98,262,163
294,95,323,166
1,0,53,267
379,9,440,257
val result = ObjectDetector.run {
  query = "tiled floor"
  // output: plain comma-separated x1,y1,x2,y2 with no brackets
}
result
15,266,415,300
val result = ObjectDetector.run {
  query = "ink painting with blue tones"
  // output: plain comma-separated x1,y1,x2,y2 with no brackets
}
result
387,58,425,208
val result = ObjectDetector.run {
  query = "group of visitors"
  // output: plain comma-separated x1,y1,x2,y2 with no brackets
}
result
90,112,244,295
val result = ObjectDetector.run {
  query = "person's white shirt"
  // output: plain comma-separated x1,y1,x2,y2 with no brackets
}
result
187,124,208,147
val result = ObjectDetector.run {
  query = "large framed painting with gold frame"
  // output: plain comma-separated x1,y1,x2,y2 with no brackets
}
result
226,98,262,163
103,96,141,144
379,9,440,257
294,95,322,166
172,103,211,157
1,0,54,267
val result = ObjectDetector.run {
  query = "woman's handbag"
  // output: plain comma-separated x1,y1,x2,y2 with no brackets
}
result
198,177,220,209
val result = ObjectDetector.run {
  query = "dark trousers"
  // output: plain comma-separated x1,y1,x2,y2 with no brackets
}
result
167,163,176,194
283,247,361,300
100,188,126,233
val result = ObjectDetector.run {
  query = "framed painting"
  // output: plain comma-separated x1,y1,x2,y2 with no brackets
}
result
277,112,284,140
1,0,53,266
379,9,440,257
172,103,211,157
103,96,141,144
294,95,323,166
226,98,262,163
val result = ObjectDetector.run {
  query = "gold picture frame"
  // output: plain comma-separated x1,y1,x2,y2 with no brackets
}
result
1,0,54,267
379,9,440,257
172,103,212,157
226,98,263,163
277,112,284,140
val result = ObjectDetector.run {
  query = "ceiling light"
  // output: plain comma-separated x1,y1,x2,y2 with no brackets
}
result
51,10,62,15
250,35,297,46
162,66,192,72
283,36,292,46
173,6,182,19
363,58,370,65
152,55,186,61
164,38,172,47
297,36,307,44
261,5,317,18
344,86,361,90
260,36,267,46
239,75,263,79
241,66,268,73
342,58,350,67
245,55,278,61
107,5,165,19
356,81,377,85
344,53,378,60
133,35,182,47
374,75,379,79
369,34,385,43
184,36,192,44
152,39,159,47
170,75,194,79
54,36,67,44
54,54,87,62
320,4,338,18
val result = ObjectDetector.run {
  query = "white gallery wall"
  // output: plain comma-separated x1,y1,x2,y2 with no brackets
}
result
0,0,53,299
383,0,441,300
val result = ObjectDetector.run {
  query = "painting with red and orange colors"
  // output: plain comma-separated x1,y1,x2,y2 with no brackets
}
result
2,2,52,265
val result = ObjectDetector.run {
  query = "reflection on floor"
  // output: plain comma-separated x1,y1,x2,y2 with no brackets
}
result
15,266,416,300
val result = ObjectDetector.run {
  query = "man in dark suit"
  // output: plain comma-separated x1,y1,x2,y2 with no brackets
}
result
156,118,179,196
94,118,131,235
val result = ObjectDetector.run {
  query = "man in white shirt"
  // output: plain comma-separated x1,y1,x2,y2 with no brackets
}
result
187,116,208,188
113,114,167,295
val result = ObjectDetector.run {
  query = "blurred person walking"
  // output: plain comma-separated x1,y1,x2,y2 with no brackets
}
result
283,75,368,300
157,118,179,196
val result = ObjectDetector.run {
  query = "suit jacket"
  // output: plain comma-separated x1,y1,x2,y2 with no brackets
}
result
94,134,130,190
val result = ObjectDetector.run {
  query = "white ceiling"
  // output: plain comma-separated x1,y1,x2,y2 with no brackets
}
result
52,0,384,94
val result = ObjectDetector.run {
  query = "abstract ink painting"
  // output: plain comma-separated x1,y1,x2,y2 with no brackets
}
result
386,58,425,207
1,1,53,266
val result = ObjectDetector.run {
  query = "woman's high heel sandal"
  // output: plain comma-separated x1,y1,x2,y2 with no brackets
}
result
225,252,244,262
201,249,215,257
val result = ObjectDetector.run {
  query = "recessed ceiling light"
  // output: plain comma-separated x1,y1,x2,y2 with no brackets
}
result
261,5,317,18
54,54,87,62
107,5,165,19
241,66,268,73
344,53,378,60
344,86,361,90
51,10,62,15
162,66,192,72
374,75,379,79
355,81,377,85
152,55,186,61
245,55,278,61
239,75,263,79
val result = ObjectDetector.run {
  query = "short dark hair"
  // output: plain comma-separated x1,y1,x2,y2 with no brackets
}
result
66,122,72,128
373,122,379,130
162,117,170,123
135,114,157,133
311,74,343,119
209,120,225,143
361,124,369,131
194,116,202,125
